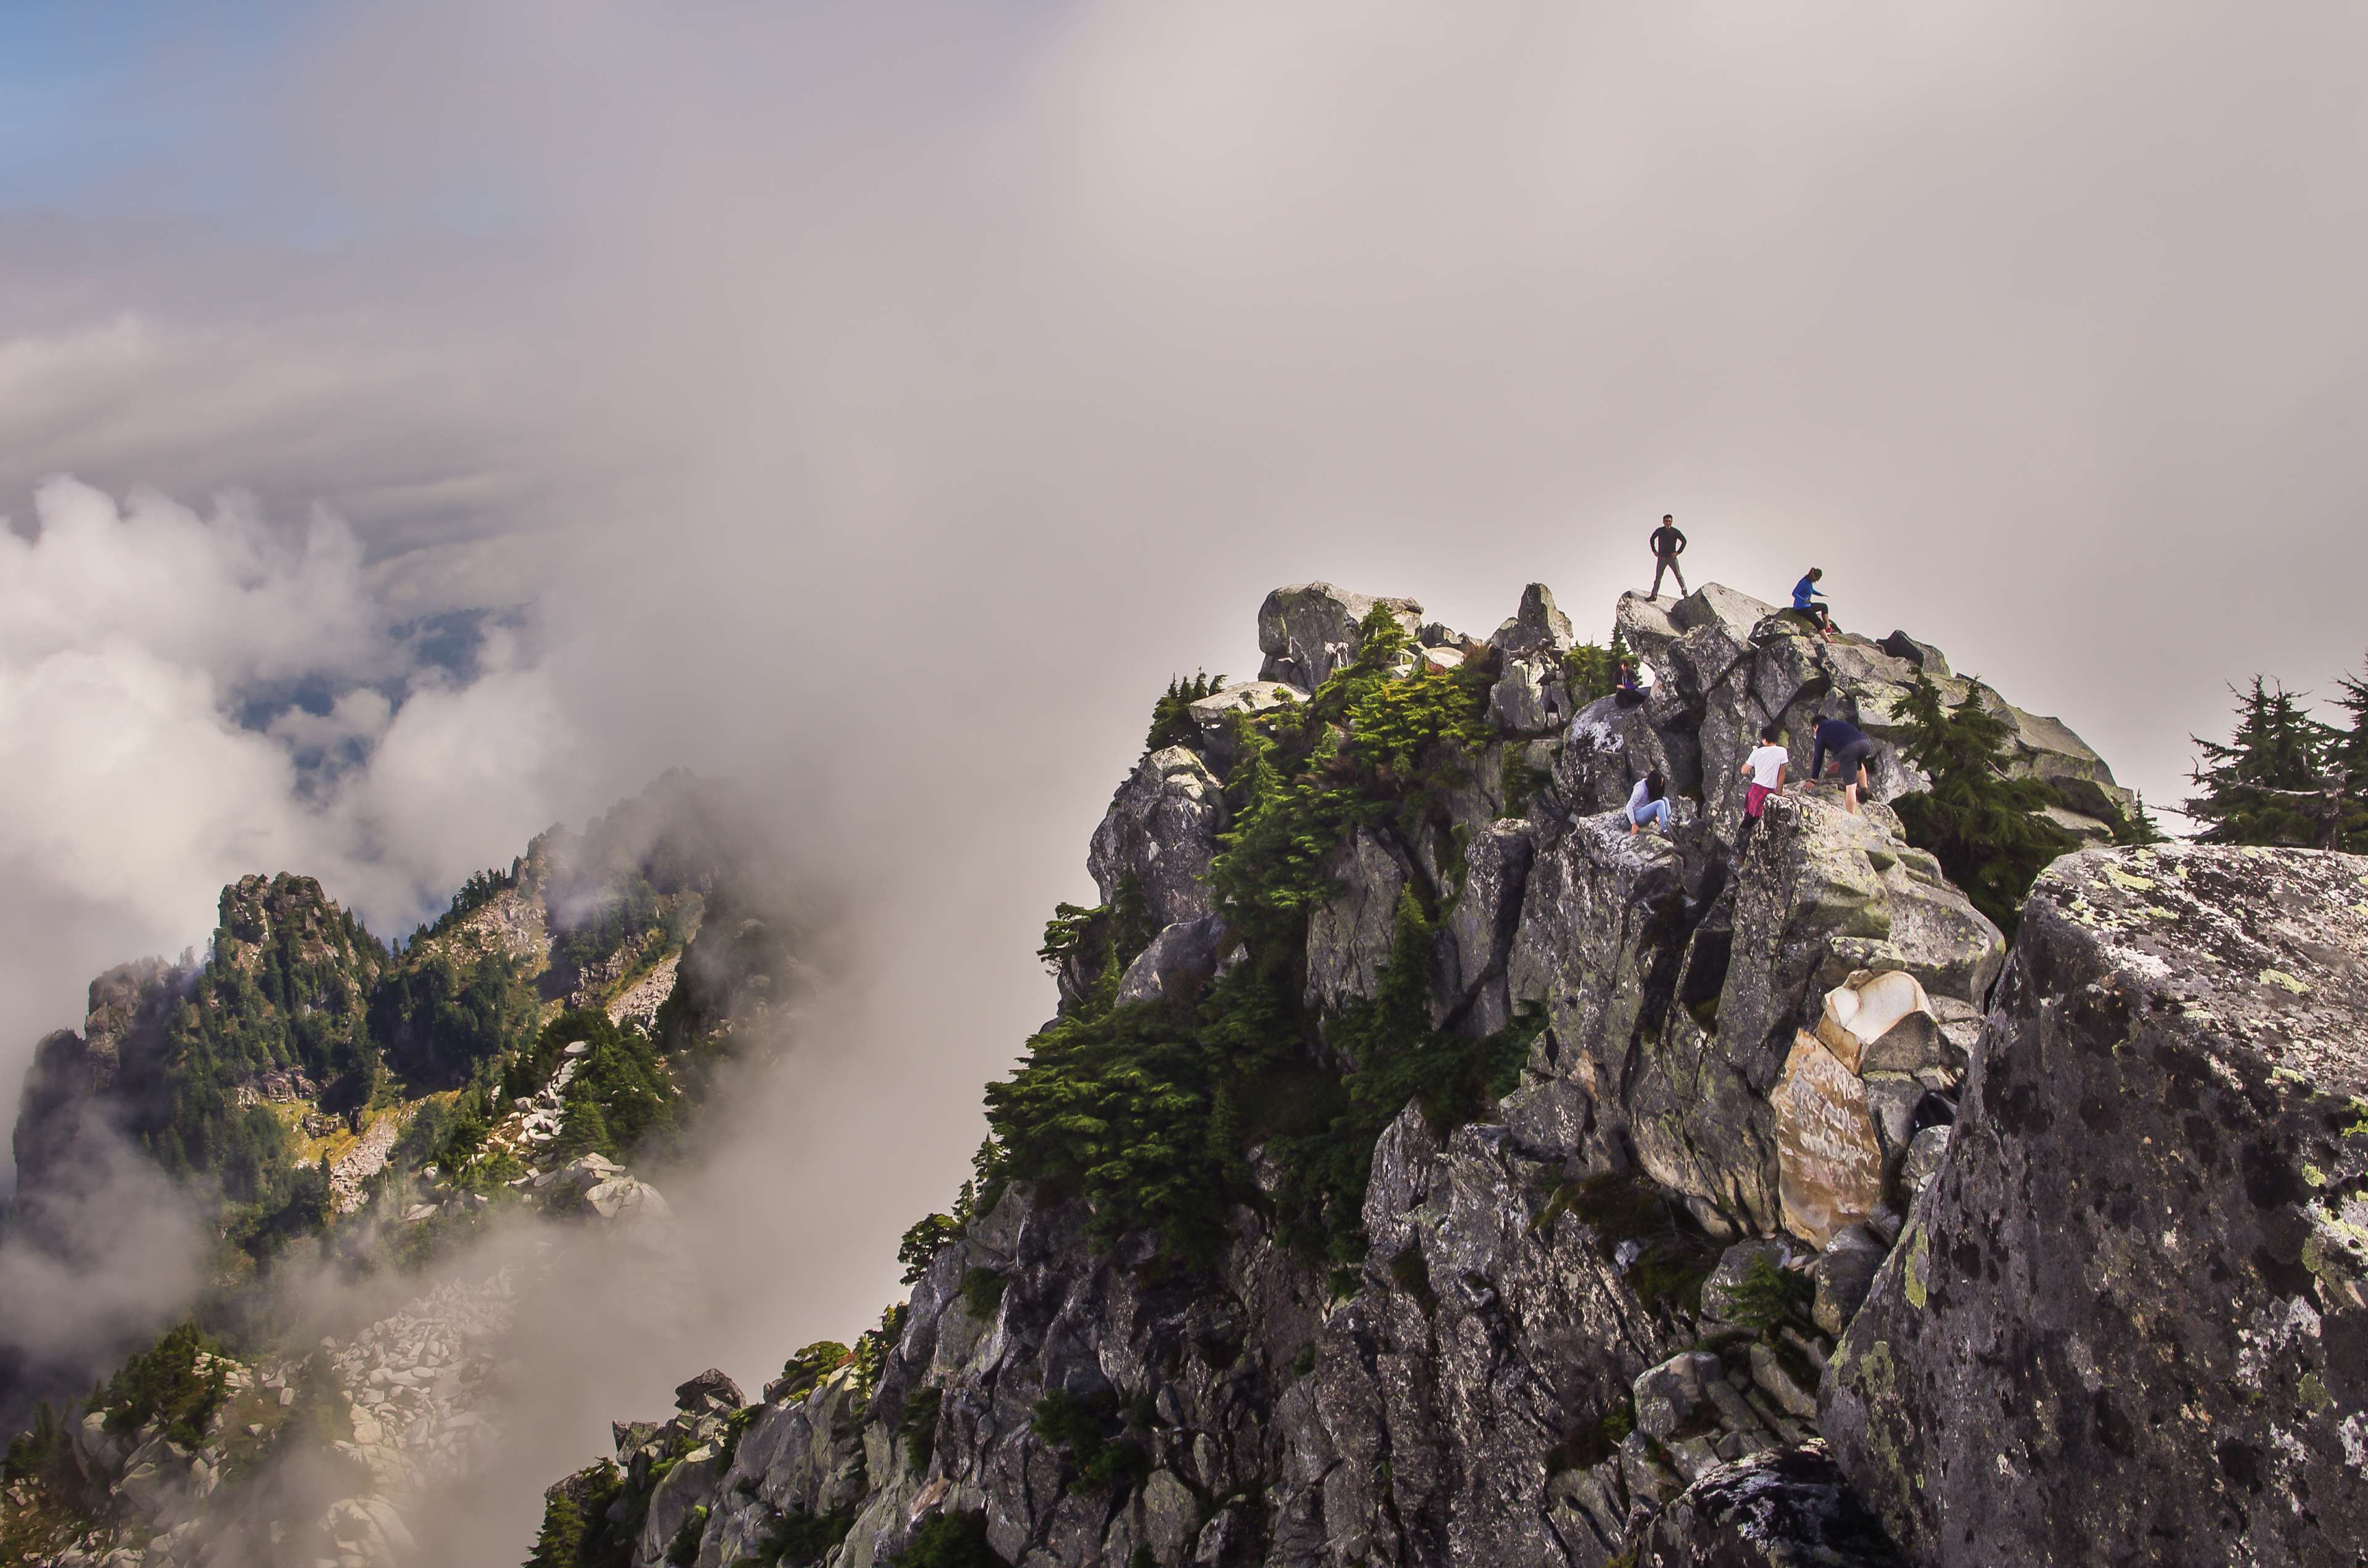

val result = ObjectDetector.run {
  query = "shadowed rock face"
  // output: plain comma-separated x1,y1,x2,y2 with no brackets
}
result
1086,745,1228,930
1823,844,2368,1567
1637,1442,1905,1567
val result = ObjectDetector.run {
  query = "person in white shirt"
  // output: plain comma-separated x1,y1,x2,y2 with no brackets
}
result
1738,723,1789,840
1627,771,1672,835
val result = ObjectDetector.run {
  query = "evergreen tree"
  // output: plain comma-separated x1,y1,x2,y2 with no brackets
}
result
549,1097,611,1164
2107,792,2168,847
523,1487,588,1568
1144,671,1222,752
1889,675,2080,939
2184,678,2341,846
1563,631,1630,707
2333,655,2368,852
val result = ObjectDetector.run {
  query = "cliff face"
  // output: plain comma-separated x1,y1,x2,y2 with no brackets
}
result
517,581,2362,1568
1823,842,2368,1564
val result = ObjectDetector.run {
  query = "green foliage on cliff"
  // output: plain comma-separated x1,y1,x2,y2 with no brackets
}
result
984,991,1235,1263
369,943,540,1090
499,1008,678,1167
982,605,1539,1272
99,1323,225,1448
898,1213,963,1286
227,1154,335,1257
527,1459,627,1568
553,869,665,979
850,1303,908,1402
666,1504,711,1566
1145,671,1223,751
1036,876,1155,992
749,1506,855,1567
1029,1390,1149,1496
1265,893,1545,1269
900,1386,943,1473
1,1401,70,1488
774,1342,853,1403
123,875,387,1201
1563,631,1629,707
1889,674,2080,938
892,1512,1006,1568
414,863,520,945
524,1484,590,1568
960,1267,1009,1318
2337,660,2368,851
564,1016,677,1160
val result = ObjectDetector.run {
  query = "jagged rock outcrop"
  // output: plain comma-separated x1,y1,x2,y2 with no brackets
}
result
1614,588,2137,842
1257,583,1424,691
1487,583,1581,737
1189,681,1310,774
1114,915,1232,1008
1088,747,1230,932
1636,1443,1903,1566
1823,844,2368,1565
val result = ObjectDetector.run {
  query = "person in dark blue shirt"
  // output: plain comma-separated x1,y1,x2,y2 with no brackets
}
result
1809,715,1875,815
1791,568,1835,639
1614,659,1648,708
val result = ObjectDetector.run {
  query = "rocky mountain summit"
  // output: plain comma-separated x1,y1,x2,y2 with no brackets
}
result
516,581,2359,1568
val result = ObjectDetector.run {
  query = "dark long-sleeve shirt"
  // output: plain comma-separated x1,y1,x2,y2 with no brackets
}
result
1810,718,1867,779
1651,525,1686,557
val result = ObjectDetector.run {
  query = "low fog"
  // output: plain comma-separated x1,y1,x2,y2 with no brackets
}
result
4,0,2367,1557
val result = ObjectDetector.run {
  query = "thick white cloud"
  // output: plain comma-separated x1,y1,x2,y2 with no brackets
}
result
0,480,580,1145
1,478,379,683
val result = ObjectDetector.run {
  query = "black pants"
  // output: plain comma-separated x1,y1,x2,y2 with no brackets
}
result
1796,602,1831,630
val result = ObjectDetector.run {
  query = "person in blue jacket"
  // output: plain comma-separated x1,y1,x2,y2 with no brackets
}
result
1809,714,1876,815
1792,568,1835,639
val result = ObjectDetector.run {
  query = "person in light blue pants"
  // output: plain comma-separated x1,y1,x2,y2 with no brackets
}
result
1627,771,1672,836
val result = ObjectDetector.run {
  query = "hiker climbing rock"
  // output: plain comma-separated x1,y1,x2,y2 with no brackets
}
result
1648,515,1688,599
1627,770,1672,836
1738,722,1788,845
1792,568,1835,639
1809,713,1877,815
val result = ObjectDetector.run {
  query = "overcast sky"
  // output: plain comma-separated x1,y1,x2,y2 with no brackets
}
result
3,0,2366,1429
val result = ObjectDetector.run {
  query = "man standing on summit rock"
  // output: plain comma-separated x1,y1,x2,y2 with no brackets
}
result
1648,514,1687,599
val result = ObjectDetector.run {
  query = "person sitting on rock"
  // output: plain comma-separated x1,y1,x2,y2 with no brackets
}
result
1648,515,1688,599
1627,771,1673,836
1614,659,1649,708
1740,723,1789,838
1809,714,1877,815
1791,568,1836,639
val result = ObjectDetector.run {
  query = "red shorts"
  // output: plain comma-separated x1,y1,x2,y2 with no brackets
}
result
1745,782,1775,818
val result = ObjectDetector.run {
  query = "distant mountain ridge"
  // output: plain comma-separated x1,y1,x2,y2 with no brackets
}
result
0,771,808,1432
